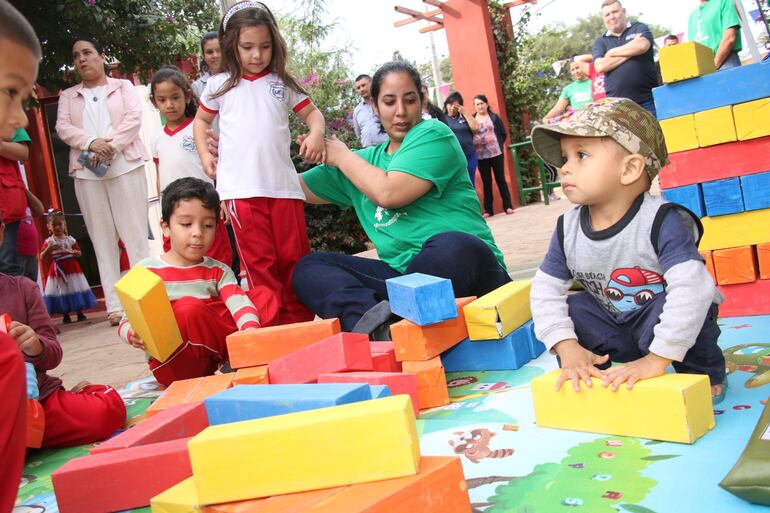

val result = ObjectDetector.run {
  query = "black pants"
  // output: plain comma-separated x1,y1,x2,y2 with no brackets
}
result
292,232,511,331
568,292,726,386
478,154,513,214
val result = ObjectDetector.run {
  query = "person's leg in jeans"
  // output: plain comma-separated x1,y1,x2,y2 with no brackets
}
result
405,232,511,298
0,220,22,276
567,292,643,368
293,252,401,331
466,151,478,187
489,154,514,212
718,52,741,71
477,158,495,215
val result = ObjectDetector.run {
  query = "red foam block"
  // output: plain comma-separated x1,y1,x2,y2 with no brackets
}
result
370,342,402,373
318,371,419,416
52,437,193,513
268,333,373,384
91,401,208,454
659,136,770,189
718,279,770,317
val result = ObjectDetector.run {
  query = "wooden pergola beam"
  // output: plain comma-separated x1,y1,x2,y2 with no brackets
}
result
393,6,443,27
502,0,538,8
419,23,445,33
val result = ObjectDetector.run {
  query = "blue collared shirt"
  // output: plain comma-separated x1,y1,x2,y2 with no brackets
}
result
353,99,388,148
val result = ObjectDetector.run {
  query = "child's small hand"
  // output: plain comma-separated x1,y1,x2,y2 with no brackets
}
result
554,338,609,392
601,353,671,391
8,321,43,357
300,131,326,164
127,329,146,350
220,201,231,225
201,151,218,179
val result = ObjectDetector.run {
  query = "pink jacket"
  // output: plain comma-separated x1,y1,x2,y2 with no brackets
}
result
56,77,149,176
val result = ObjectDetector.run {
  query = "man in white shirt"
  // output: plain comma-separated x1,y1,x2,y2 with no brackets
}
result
352,74,388,148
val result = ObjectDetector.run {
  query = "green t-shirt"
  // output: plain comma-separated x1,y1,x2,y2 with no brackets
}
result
11,128,30,144
560,80,593,110
688,0,742,55
301,119,506,273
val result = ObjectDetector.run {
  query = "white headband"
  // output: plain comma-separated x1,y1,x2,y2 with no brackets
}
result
223,1,268,32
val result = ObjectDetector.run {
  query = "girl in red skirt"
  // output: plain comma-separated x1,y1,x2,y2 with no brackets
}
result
41,212,96,323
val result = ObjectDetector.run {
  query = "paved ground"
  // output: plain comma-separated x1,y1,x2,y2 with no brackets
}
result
54,193,574,389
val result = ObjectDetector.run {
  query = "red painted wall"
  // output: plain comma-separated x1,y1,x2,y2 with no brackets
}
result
441,0,521,208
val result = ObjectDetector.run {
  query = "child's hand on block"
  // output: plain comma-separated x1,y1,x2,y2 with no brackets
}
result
553,338,609,392
8,321,43,357
601,353,671,392
127,329,145,351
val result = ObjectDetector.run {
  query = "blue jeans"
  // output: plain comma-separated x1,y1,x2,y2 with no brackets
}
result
718,52,741,71
638,99,657,119
567,291,725,385
292,232,511,331
0,221,22,276
467,152,478,186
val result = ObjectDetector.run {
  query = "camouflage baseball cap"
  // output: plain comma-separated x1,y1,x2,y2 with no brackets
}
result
530,97,669,180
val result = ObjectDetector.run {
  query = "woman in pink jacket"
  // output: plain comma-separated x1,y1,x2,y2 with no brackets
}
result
56,37,149,326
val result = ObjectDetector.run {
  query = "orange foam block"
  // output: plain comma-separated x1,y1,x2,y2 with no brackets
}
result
371,342,402,372
91,402,208,454
700,251,717,283
52,437,192,513
146,373,234,417
202,456,470,513
268,333,373,384
318,371,419,416
402,357,449,410
233,365,269,386
713,246,758,285
758,243,770,280
226,318,341,368
390,297,476,361
718,279,770,317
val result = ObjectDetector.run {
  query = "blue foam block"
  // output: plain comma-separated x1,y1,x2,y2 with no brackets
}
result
204,383,372,425
385,273,457,326
740,172,770,211
369,385,391,398
662,184,706,218
653,61,770,120
524,320,546,359
441,323,532,372
701,177,745,217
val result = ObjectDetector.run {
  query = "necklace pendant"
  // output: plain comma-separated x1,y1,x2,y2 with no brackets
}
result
93,96,98,102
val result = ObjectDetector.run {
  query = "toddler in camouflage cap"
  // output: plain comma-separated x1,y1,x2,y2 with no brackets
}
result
528,98,726,402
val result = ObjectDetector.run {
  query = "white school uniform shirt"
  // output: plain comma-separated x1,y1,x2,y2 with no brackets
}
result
152,118,214,192
199,71,311,201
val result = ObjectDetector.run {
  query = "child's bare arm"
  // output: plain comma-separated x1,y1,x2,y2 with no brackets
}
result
194,109,217,178
297,102,326,165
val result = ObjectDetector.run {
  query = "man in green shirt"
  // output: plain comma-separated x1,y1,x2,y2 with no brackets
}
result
688,0,743,70
543,62,593,123
293,62,510,338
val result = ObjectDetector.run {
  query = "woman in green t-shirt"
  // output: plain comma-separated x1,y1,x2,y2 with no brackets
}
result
293,61,511,338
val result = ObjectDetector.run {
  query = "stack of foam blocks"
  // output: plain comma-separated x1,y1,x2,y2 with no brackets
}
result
655,42,770,317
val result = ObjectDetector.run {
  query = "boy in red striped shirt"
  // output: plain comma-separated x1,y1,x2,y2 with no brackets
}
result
119,178,260,385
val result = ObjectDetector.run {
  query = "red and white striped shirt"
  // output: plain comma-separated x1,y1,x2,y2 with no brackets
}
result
118,256,259,343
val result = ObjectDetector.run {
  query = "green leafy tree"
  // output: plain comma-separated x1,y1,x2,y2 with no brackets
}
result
281,1,369,254
13,0,219,90
418,56,454,87
485,436,672,513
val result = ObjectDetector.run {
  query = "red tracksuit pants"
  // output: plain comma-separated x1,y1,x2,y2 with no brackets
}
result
40,384,126,448
227,198,314,327
162,217,232,268
0,332,24,513
148,297,236,386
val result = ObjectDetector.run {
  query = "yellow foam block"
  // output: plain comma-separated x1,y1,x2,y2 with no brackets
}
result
694,106,736,147
151,478,202,513
532,370,715,443
660,115,699,153
115,264,182,362
699,209,770,251
463,280,531,340
733,98,770,141
188,394,420,505
659,41,716,84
